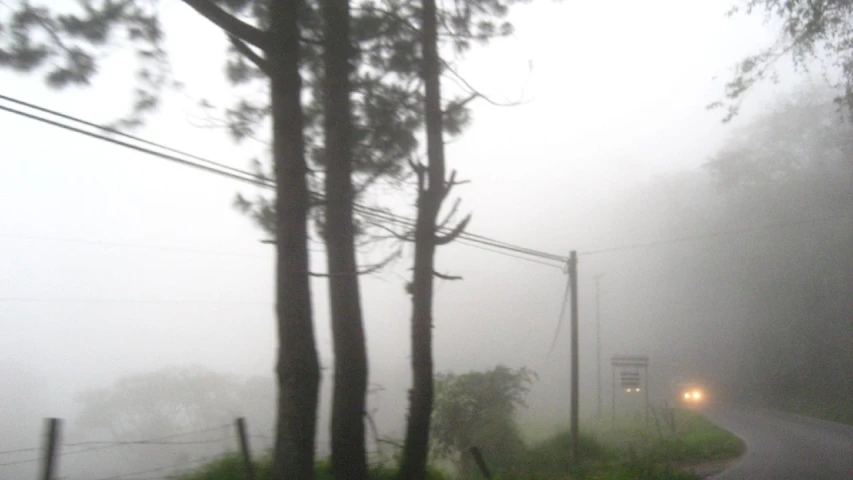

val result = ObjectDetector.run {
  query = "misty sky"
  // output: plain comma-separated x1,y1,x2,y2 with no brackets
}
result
0,0,823,468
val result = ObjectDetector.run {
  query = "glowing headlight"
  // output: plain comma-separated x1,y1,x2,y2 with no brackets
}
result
684,392,691,399
692,391,701,400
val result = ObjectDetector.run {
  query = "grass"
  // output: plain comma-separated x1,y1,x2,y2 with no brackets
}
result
177,456,453,480
505,408,744,480
176,409,742,480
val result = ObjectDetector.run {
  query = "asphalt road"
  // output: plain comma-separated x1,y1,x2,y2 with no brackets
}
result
703,404,853,479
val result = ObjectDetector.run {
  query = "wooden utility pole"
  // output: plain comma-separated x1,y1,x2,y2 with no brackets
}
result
41,418,60,480
569,251,579,461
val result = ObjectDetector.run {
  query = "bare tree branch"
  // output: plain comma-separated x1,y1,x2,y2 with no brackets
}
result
307,247,401,277
181,0,269,49
436,197,461,231
409,156,427,196
229,35,271,76
441,169,465,202
364,219,414,242
440,59,528,107
433,270,462,281
408,155,426,174
444,93,478,112
435,213,471,246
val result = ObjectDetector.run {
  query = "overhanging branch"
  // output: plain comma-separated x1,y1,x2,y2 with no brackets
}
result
229,35,271,76
436,197,461,231
364,219,414,242
182,0,269,49
308,248,401,277
433,270,462,281
435,214,471,246
441,59,528,107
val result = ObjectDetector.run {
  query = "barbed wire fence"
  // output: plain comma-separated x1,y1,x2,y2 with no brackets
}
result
0,418,274,480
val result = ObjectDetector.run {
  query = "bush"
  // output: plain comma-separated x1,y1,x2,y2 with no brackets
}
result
431,366,535,477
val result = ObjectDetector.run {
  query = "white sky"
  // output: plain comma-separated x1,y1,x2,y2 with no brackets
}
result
0,0,814,464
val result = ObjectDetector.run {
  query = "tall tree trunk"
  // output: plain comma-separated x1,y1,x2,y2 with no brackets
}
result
400,0,445,477
269,1,320,479
321,0,369,478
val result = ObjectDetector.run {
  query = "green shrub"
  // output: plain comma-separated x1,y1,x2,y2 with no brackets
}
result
431,366,535,477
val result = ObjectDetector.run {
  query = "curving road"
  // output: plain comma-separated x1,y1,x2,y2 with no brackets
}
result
703,405,853,479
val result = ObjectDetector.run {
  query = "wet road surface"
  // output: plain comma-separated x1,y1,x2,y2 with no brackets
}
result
704,404,853,479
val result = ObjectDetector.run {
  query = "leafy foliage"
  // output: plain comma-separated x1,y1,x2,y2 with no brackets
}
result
713,0,853,121
706,85,853,189
73,366,278,441
699,87,853,406
430,365,535,476
0,0,169,127
0,0,526,236
228,0,528,238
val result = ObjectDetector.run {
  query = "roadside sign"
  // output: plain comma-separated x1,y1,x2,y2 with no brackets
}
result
611,354,650,426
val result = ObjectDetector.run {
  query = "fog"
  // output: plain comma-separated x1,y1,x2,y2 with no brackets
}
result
2,1,851,478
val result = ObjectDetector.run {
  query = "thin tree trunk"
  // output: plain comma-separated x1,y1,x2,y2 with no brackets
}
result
321,0,369,478
400,0,445,477
269,1,320,479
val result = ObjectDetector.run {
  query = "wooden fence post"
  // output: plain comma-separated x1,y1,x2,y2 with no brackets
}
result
41,418,61,480
469,446,492,479
235,417,256,480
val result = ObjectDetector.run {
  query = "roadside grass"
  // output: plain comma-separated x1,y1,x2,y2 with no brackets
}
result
177,456,453,480
593,408,744,464
176,409,741,480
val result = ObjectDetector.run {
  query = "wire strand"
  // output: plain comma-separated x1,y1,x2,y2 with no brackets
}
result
547,271,572,356
0,94,568,266
578,214,853,256
0,93,258,180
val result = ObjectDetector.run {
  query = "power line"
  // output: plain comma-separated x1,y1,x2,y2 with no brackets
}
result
0,297,269,305
547,272,572,356
0,456,40,467
10,93,836,264
0,93,261,181
0,446,40,456
0,94,568,265
578,214,853,256
358,206,567,262
0,103,269,188
452,240,566,269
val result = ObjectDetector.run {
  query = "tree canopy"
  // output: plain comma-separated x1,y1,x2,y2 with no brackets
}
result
702,87,853,406
714,0,853,121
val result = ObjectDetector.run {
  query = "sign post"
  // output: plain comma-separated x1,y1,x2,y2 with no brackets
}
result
610,355,650,426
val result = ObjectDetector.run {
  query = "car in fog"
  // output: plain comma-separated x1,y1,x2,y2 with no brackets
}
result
676,382,706,406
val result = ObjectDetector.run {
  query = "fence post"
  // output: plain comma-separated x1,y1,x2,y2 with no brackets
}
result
235,418,256,480
469,446,492,479
41,418,61,480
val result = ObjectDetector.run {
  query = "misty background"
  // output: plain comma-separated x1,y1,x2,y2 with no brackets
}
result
2,0,851,478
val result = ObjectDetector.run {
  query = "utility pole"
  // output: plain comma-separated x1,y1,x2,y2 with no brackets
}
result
594,274,604,420
569,251,579,462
